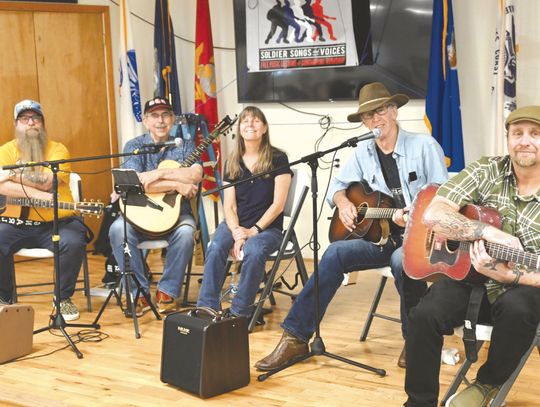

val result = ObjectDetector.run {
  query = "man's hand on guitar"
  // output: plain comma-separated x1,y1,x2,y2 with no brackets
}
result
138,169,161,189
336,200,357,232
470,240,514,283
481,225,523,251
392,207,409,227
176,183,198,199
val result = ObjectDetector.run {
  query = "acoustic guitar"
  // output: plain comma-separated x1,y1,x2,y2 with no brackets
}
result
120,115,237,236
328,181,400,245
403,184,540,283
0,195,103,221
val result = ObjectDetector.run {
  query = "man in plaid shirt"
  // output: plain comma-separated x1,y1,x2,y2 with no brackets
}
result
404,106,540,407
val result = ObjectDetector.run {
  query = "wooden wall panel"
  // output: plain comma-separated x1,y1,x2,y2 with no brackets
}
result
0,11,39,144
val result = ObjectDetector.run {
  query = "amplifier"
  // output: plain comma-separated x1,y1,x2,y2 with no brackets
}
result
0,304,34,364
161,308,250,398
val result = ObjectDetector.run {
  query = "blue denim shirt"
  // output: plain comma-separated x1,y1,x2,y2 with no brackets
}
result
326,127,448,208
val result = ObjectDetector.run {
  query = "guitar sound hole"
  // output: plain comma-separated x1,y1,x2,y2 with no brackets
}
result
355,203,367,224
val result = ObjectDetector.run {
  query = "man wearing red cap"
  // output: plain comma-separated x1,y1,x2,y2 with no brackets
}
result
0,99,87,321
405,105,540,406
109,97,202,316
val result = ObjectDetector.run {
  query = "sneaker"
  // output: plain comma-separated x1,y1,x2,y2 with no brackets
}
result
156,290,177,314
125,296,151,318
446,380,501,407
53,298,80,321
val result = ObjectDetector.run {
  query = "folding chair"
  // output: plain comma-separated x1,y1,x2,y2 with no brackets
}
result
441,322,540,406
8,173,92,311
246,168,310,332
359,266,401,341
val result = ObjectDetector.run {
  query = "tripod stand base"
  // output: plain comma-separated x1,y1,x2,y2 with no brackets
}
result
33,313,101,359
257,336,386,381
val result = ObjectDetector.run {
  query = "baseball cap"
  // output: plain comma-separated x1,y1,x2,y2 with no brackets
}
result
505,105,540,129
14,99,44,120
144,97,173,114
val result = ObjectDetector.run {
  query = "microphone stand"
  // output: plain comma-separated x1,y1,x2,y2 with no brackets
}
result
203,136,386,379
3,146,165,357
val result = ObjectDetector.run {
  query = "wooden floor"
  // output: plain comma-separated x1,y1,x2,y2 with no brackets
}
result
1,252,539,407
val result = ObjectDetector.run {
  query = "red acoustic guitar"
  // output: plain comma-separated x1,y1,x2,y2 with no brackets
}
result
328,181,399,245
403,184,540,283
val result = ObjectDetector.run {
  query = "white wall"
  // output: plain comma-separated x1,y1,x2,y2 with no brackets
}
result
79,0,540,258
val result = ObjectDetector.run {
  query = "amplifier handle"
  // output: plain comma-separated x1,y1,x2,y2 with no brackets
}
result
187,306,222,320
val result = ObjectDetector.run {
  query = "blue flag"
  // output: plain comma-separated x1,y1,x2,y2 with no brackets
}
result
424,0,464,172
154,0,182,114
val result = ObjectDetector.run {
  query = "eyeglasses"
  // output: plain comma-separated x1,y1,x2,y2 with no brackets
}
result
360,104,394,120
147,112,174,121
17,115,43,124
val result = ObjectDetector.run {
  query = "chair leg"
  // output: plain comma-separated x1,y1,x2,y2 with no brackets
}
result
360,276,388,341
292,234,309,285
181,254,194,306
490,332,540,407
9,256,17,304
82,252,92,312
440,340,484,406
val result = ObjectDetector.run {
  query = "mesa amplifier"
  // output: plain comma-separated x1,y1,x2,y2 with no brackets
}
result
161,308,250,398
0,304,34,364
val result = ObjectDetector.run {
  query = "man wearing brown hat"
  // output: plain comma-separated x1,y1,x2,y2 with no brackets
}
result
404,105,540,406
109,97,202,316
255,82,448,371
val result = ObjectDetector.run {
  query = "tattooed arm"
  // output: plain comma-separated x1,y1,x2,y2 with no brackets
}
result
7,168,54,191
423,195,522,250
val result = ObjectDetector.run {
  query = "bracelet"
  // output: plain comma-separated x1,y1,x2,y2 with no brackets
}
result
253,224,263,233
511,269,522,286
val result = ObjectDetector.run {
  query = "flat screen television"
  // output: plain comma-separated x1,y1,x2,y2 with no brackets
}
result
234,0,433,102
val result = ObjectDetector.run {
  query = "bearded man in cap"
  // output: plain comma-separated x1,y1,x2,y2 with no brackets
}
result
0,99,88,321
109,97,202,316
255,82,448,371
404,106,540,407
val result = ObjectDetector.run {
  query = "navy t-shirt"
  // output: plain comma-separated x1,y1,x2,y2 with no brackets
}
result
224,148,292,231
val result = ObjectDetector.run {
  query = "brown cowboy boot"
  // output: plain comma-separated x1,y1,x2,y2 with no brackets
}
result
254,331,309,371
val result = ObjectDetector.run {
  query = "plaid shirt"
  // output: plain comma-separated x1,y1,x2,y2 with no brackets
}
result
437,155,540,301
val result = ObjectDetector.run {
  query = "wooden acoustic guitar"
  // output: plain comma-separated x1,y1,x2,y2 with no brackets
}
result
403,184,540,283
120,115,237,236
0,195,103,221
328,181,400,245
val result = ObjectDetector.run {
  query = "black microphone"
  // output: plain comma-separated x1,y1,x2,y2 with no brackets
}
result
141,138,183,149
342,128,381,146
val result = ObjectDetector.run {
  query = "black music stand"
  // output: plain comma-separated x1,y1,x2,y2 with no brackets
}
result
27,162,100,359
92,169,161,339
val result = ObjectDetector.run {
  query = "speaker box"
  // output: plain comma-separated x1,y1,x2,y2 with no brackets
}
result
161,309,250,398
0,304,34,364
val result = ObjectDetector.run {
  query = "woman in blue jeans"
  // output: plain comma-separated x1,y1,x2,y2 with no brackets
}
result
197,106,292,318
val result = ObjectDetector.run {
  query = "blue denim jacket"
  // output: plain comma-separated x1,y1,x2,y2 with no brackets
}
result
326,127,448,208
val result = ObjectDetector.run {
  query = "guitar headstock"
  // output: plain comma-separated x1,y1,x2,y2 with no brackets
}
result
75,201,104,217
213,115,238,139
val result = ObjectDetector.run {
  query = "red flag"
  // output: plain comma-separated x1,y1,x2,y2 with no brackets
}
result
195,0,220,200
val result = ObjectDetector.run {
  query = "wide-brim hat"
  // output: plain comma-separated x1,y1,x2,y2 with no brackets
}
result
347,82,409,122
505,105,540,129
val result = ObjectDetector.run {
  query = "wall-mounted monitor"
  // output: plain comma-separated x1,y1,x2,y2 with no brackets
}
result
234,0,433,103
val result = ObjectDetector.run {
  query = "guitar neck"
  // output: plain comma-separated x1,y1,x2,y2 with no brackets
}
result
363,207,399,219
6,197,76,211
457,240,540,270
181,136,215,168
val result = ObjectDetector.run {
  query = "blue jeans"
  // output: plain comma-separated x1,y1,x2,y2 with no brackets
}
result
282,236,427,342
197,221,282,317
0,217,87,301
109,214,195,298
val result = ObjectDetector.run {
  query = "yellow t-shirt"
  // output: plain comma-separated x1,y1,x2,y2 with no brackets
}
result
0,139,75,221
